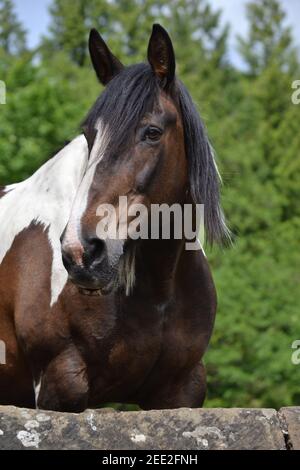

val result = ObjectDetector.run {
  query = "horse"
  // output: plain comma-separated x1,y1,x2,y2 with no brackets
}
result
0,24,228,412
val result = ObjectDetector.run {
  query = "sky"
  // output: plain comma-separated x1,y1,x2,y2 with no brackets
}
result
13,0,300,68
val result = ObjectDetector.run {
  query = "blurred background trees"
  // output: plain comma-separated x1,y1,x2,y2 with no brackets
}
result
0,0,299,408
0,0,26,54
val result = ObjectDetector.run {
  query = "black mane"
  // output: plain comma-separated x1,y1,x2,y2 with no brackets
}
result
177,81,229,245
82,63,229,245
82,64,158,155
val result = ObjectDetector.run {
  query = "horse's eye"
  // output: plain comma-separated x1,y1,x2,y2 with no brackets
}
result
143,126,162,142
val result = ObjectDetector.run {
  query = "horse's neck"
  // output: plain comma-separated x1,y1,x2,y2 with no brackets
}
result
135,238,185,304
0,135,88,265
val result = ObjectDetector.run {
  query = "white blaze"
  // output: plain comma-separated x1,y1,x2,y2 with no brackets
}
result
0,135,89,306
62,120,109,260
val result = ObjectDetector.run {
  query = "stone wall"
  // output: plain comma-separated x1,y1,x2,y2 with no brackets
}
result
0,406,299,450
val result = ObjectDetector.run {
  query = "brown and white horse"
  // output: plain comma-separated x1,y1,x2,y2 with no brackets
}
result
0,25,228,412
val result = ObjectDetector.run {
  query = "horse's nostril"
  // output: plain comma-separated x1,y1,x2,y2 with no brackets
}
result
61,249,73,271
84,237,106,266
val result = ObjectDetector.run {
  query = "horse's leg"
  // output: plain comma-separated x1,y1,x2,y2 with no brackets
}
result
138,362,207,410
0,318,35,408
37,345,89,412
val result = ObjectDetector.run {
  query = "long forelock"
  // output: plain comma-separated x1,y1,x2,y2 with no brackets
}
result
83,63,160,158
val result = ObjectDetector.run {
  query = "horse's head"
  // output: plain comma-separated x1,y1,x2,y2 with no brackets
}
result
61,24,228,295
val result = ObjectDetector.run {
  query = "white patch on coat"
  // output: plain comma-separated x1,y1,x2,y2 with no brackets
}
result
3,183,18,193
0,135,89,306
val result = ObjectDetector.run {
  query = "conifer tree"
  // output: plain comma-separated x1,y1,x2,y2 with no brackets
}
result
237,0,296,75
0,0,26,55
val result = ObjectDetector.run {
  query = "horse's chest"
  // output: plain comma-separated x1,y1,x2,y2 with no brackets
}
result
90,313,166,376
107,327,193,377
78,311,181,403
85,307,194,401
67,288,208,405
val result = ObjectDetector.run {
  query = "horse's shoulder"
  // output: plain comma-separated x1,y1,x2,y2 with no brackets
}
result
179,247,214,283
177,247,217,315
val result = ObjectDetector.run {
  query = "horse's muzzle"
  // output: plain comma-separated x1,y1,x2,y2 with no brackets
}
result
61,236,124,294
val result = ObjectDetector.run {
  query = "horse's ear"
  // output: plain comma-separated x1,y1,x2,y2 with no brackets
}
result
89,29,124,85
147,24,175,88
